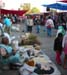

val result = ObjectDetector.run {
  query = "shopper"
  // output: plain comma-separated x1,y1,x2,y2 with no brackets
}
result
54,33,63,65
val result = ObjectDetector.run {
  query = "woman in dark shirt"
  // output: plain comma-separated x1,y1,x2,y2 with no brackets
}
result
54,33,63,65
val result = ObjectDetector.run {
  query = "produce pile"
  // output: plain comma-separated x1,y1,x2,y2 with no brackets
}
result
19,33,41,46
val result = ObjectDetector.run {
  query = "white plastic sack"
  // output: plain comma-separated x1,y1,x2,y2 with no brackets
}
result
11,26,20,32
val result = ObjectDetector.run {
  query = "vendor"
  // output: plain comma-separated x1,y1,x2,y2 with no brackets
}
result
0,37,21,65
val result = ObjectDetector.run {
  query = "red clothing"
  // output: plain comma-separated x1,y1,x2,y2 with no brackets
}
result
56,51,62,64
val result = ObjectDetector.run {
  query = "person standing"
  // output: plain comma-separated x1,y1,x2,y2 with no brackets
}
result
54,33,63,65
56,26,65,37
35,16,41,33
62,32,67,69
3,15,12,34
26,16,33,33
45,16,54,37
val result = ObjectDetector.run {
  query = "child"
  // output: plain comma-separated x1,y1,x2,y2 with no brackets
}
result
54,33,63,65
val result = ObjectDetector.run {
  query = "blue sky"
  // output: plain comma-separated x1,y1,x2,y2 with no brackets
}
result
3,0,56,12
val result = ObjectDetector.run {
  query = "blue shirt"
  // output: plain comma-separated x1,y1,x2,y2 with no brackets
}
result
4,18,12,27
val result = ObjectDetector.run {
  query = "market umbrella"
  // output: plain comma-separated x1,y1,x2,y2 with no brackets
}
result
42,3,67,10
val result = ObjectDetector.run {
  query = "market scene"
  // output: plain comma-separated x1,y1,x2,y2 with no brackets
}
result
0,0,67,75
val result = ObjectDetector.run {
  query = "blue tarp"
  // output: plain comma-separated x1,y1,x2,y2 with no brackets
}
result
43,3,67,10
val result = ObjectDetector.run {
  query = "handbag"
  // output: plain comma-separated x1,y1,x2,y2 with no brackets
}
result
47,24,51,28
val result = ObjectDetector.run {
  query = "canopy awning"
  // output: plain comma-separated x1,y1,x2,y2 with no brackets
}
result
0,9,27,16
42,3,67,10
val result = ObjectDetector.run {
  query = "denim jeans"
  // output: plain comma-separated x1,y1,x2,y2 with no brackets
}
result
36,25,40,33
47,28,52,36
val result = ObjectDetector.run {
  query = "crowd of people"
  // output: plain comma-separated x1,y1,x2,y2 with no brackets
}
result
25,13,67,69
0,12,67,75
